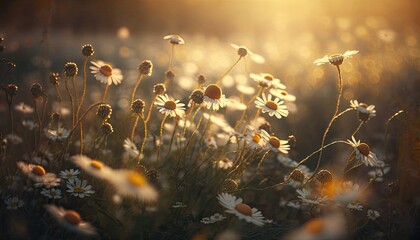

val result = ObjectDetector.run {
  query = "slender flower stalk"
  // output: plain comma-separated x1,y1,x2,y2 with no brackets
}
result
216,56,242,85
65,77,75,127
234,87,265,131
71,75,79,118
138,116,147,164
157,114,168,162
145,95,158,123
131,74,144,103
102,84,110,102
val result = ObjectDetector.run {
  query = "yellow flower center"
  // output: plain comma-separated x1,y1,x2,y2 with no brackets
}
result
204,84,222,100
252,134,261,143
280,90,288,96
265,101,278,110
164,100,177,110
234,203,252,216
73,187,84,193
99,64,113,77
304,218,325,233
64,210,82,225
128,171,147,187
357,143,370,156
263,74,274,81
90,160,103,170
269,136,281,148
32,165,46,176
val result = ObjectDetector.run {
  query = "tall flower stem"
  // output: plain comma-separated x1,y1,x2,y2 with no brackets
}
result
138,116,147,164
65,77,74,127
157,114,168,162
54,84,62,102
72,75,79,120
234,87,264,131
216,56,242,85
169,44,174,70
33,98,42,151
77,57,89,119
307,65,343,182
145,95,158,123
131,74,144,103
167,118,179,157
181,101,195,138
131,116,140,141
102,84,110,102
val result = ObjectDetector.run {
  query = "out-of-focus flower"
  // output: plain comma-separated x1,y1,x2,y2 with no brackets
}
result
367,209,380,220
210,213,226,222
330,181,362,205
314,50,359,66
163,34,185,45
45,205,97,236
200,217,214,224
266,135,290,154
17,162,60,187
297,188,327,205
216,158,234,169
203,84,229,111
155,94,186,118
40,188,62,199
269,89,296,102
230,44,265,64
255,93,289,119
15,102,34,114
250,73,286,89
172,202,187,208
22,120,38,130
59,169,80,180
347,202,363,211
347,136,379,167
6,134,23,144
217,192,265,226
350,100,376,122
244,128,270,149
123,138,139,157
66,178,95,198
109,170,158,202
90,60,123,85
5,197,24,210
71,155,114,180
46,128,70,141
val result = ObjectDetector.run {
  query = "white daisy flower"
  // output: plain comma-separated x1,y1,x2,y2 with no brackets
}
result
6,134,23,144
155,94,186,118
244,128,270,149
217,192,265,226
297,189,327,205
314,50,359,66
59,169,80,180
90,60,123,85
350,100,376,122
250,73,286,89
17,162,60,187
200,217,215,224
266,135,290,154
66,178,95,198
332,181,362,204
368,164,390,182
46,128,70,141
5,197,24,210
255,93,289,119
203,84,229,111
269,89,296,102
172,202,187,208
163,34,185,44
15,102,34,114
367,209,380,220
347,136,379,167
71,155,114,180
40,188,62,199
109,170,158,202
210,213,226,222
123,138,139,157
216,158,234,170
45,205,97,236
230,44,265,64
286,201,302,209
347,202,363,211
22,120,38,130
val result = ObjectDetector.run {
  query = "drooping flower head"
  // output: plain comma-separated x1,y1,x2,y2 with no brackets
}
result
347,136,379,167
90,60,123,85
350,100,376,122
163,34,185,45
314,50,359,66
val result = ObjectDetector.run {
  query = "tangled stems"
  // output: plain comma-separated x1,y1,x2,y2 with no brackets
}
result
65,77,74,127
131,73,144,103
216,56,242,85
308,65,343,182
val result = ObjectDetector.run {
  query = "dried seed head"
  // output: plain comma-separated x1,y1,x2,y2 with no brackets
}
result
138,60,153,76
289,169,305,182
63,62,78,77
100,122,114,135
131,99,145,115
221,179,238,192
237,47,248,57
30,83,44,99
50,112,61,124
189,89,205,104
316,170,333,184
96,104,113,121
147,168,159,183
288,135,296,147
6,84,18,97
357,111,371,122
197,74,206,85
258,122,271,133
49,72,60,85
7,62,16,68
81,44,94,57
165,70,175,81
153,83,166,95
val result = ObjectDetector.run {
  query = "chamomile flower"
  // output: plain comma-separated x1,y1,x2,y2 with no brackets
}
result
66,178,95,198
331,181,362,204
90,60,123,85
123,138,139,157
367,209,380,220
314,50,359,66
172,202,187,208
46,128,70,141
109,170,158,202
5,196,24,210
350,100,376,122
266,135,290,154
255,93,289,119
40,188,62,199
59,169,80,180
230,44,265,64
200,217,214,224
244,128,270,149
210,213,226,222
269,89,296,102
22,120,38,130
216,158,234,169
250,73,286,89
6,134,23,144
347,136,379,167
71,155,114,180
17,162,60,187
15,102,34,114
163,34,185,44
155,94,186,118
297,188,327,205
203,84,229,111
217,192,265,226
347,202,363,211
45,205,97,236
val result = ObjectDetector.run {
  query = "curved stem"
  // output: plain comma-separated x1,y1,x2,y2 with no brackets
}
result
296,140,348,167
169,44,174,70
138,116,147,164
216,56,242,85
131,74,144,103
65,78,74,127
352,122,364,138
102,84,110,102
131,115,140,140
145,95,158,123
234,87,264,131
72,75,79,121
54,84,62,102
308,65,343,182
256,150,270,171
77,57,88,119
157,114,168,162
34,98,41,150
8,100,14,135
